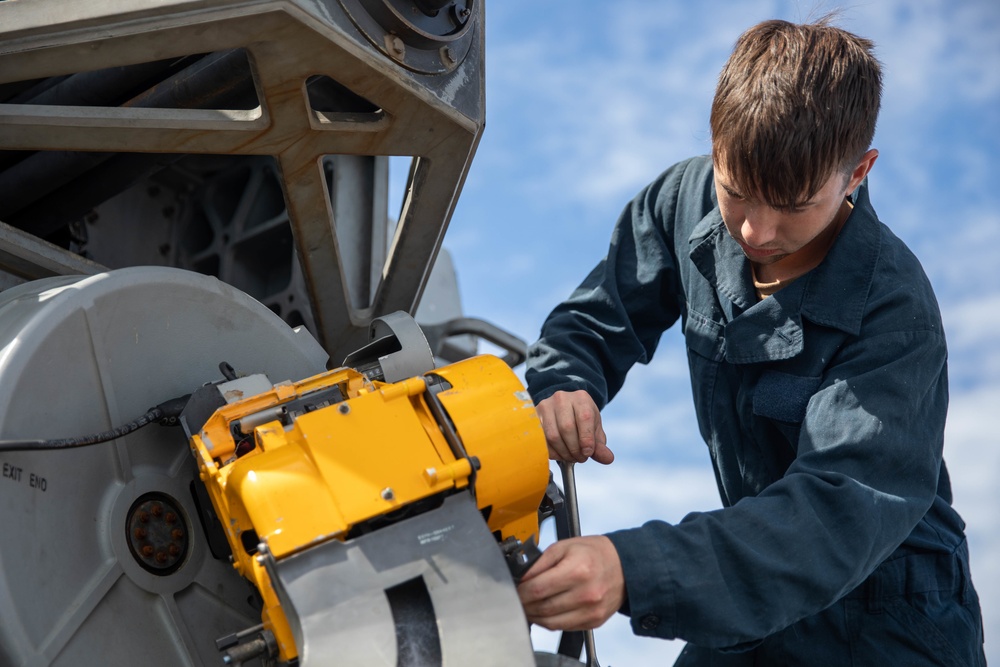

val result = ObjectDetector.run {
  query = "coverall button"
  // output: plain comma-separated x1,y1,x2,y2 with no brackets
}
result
639,614,660,630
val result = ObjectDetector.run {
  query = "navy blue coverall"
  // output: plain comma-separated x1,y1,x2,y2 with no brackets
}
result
525,156,986,666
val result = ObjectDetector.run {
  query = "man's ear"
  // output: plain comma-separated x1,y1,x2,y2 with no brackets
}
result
846,148,879,193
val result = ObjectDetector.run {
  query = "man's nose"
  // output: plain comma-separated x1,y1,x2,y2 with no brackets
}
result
741,206,779,247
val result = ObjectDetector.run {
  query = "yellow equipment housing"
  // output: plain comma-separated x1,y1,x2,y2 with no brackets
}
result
187,354,549,662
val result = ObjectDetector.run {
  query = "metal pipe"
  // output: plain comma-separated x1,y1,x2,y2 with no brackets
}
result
24,57,197,107
3,75,70,104
0,57,196,188
123,49,256,111
558,461,602,667
0,49,257,231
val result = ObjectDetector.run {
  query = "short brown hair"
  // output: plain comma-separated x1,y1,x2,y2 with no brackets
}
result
710,19,882,209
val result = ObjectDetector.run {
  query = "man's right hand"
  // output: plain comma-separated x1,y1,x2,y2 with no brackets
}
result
535,390,614,464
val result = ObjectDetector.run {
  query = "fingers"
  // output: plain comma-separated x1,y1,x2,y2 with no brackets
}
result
517,536,625,631
591,438,615,465
536,390,611,463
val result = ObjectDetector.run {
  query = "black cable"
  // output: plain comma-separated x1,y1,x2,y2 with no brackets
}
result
0,393,190,453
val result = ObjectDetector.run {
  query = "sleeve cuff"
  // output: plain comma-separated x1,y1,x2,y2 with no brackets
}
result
605,524,678,640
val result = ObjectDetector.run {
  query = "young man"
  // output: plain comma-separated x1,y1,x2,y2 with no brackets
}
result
518,19,986,666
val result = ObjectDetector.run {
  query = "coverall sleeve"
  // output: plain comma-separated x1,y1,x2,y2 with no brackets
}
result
524,161,692,407
606,322,950,647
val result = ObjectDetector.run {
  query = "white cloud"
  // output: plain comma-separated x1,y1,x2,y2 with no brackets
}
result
848,1,1000,107
941,293,1000,390
943,384,1000,653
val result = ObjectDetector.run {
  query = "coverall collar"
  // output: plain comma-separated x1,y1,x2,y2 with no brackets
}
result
688,181,880,364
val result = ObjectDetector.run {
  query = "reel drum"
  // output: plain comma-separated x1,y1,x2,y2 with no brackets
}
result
0,267,327,666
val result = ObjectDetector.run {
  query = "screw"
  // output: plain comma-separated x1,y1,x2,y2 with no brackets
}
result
338,403,350,415
381,487,395,501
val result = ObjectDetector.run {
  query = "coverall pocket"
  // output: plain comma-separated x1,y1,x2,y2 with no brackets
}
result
876,591,983,667
684,307,725,362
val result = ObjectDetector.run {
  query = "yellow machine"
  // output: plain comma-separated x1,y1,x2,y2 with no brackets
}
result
183,348,550,664
0,0,588,662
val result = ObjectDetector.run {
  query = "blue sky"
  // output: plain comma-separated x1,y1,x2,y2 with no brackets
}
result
419,1,1000,663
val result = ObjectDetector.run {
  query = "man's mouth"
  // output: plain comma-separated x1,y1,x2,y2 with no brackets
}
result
737,240,781,259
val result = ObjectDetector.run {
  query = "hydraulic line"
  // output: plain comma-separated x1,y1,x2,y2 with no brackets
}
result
0,394,189,452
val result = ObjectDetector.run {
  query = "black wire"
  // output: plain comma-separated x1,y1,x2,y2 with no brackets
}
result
0,409,161,452
0,393,190,453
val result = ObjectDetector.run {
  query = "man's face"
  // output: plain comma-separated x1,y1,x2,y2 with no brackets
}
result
713,152,876,266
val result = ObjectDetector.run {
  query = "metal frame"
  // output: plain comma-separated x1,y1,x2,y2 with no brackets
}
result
0,0,485,361
0,219,106,281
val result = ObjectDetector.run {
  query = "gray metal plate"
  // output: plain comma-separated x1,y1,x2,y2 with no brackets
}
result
265,493,537,667
0,267,328,667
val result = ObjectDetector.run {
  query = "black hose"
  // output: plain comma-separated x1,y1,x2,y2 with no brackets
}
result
0,393,190,452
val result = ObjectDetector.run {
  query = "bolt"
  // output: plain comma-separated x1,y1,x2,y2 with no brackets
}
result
134,527,148,540
381,487,395,502
385,34,406,59
142,545,155,558
441,46,456,65
138,511,150,523
168,544,181,557
155,551,168,564
165,512,177,525
151,503,163,518
172,528,185,541
338,403,350,415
